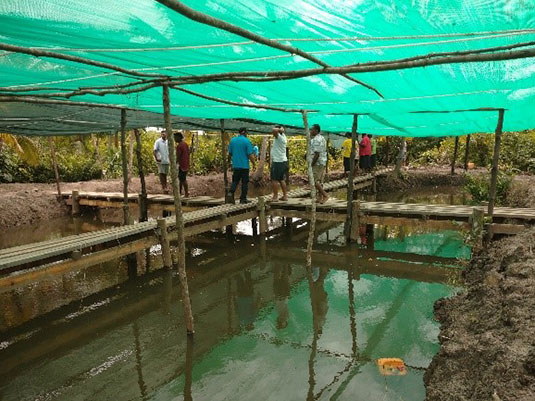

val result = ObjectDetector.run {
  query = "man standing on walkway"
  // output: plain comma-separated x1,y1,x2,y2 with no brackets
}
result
174,131,190,198
342,132,359,177
359,133,372,173
153,130,170,193
310,124,329,204
270,125,288,201
228,127,256,204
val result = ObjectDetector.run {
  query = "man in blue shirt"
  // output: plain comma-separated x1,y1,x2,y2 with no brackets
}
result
228,127,256,204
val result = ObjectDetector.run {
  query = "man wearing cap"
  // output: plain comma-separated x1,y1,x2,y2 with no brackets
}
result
228,127,256,204
153,130,170,194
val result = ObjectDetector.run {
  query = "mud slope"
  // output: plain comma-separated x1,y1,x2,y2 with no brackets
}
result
425,228,535,401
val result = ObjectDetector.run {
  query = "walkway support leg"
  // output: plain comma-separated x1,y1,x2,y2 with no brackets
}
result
48,137,62,201
120,109,130,225
220,119,230,202
163,83,195,335
258,197,267,235
349,200,360,242
72,190,80,216
451,136,459,175
464,134,471,171
488,109,505,219
345,114,358,240
302,110,317,270
470,207,485,249
157,218,172,268
134,129,148,222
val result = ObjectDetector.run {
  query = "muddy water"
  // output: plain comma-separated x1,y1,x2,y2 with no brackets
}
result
0,188,469,401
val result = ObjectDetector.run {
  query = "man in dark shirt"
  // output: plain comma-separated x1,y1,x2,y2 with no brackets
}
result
174,131,190,198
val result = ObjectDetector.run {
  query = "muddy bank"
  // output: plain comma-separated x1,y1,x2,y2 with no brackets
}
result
425,228,535,401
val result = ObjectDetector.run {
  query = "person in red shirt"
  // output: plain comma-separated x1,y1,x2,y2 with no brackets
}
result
174,131,190,197
359,133,372,173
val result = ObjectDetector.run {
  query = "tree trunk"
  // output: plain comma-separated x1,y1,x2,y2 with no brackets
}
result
48,136,62,200
252,135,268,182
302,111,317,270
120,109,130,226
128,131,134,183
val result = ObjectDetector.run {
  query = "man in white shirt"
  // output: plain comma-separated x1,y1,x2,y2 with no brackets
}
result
310,124,329,203
270,125,289,201
153,130,170,194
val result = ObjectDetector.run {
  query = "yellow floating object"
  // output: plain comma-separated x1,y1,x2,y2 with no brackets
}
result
377,358,407,376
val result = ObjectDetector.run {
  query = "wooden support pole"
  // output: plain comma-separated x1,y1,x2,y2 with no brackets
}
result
220,119,229,201
488,109,505,218
345,114,358,240
372,177,377,194
325,135,330,180
157,218,172,268
285,147,290,187
48,136,62,200
258,197,267,234
71,190,80,216
395,137,406,175
464,134,471,171
163,83,195,334
120,109,130,225
470,207,485,249
349,200,360,242
451,136,459,175
252,217,258,236
302,110,317,269
134,129,148,222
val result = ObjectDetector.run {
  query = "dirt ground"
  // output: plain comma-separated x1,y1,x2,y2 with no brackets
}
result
425,228,535,401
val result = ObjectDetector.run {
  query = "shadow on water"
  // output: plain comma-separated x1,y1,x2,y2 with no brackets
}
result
0,185,470,401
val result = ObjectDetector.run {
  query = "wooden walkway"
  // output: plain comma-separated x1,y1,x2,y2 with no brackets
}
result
60,167,391,210
269,198,535,234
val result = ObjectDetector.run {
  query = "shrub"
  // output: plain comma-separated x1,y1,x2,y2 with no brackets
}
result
464,170,513,205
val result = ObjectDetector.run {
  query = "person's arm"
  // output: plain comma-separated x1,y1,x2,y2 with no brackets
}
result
153,144,160,162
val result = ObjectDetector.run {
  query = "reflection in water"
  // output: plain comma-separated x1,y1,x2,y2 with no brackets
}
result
0,219,468,401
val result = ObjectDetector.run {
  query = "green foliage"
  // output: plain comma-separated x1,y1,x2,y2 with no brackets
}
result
464,170,513,205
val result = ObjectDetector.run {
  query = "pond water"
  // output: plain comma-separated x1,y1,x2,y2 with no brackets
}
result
0,187,469,401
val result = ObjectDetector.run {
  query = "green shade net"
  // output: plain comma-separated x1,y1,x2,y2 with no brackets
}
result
1,0,535,136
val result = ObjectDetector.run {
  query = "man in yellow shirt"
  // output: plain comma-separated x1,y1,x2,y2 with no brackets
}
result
341,132,359,176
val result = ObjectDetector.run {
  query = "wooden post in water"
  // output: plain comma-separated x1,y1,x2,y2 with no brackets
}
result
48,137,62,200
71,190,80,216
120,109,130,225
464,134,471,171
220,119,230,201
134,129,148,222
345,114,358,240
325,134,330,180
488,109,505,219
162,83,195,335
157,218,172,268
302,110,317,270
350,200,360,242
258,196,267,235
451,136,459,175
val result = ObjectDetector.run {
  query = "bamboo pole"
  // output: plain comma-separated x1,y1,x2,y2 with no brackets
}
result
157,218,172,269
220,119,230,202
451,136,459,175
120,109,130,225
345,115,358,240
162,83,195,334
488,109,505,218
134,129,148,222
48,136,61,200
302,110,317,270
464,134,471,170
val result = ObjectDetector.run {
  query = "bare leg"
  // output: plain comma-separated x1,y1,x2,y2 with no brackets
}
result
280,180,288,200
183,180,189,198
271,180,279,201
315,181,328,203
159,173,168,193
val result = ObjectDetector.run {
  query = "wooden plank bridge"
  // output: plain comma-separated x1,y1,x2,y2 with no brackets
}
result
2,166,534,287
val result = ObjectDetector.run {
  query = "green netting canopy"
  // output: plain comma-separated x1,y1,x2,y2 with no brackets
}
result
1,0,535,136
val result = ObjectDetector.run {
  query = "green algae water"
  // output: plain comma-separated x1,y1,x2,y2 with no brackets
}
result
0,220,467,401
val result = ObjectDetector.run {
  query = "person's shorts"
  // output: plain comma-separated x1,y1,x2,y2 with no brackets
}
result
271,161,288,181
158,163,169,175
178,169,188,182
312,165,326,184
359,155,370,170
343,157,350,172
